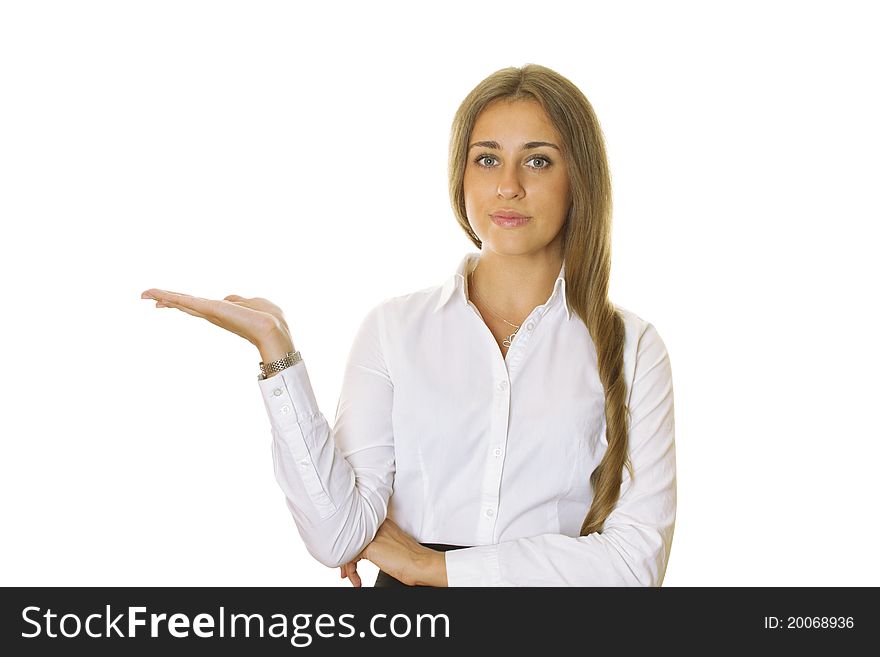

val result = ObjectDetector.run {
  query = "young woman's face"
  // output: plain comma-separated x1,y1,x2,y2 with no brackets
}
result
464,98,571,260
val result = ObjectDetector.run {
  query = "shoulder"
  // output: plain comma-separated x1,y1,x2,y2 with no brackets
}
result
613,304,673,397
351,284,445,371
367,282,446,326
615,303,669,355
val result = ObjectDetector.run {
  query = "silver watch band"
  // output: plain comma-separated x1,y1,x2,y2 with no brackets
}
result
258,350,302,380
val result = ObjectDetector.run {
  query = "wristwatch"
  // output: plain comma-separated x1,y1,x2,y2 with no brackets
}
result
258,350,302,380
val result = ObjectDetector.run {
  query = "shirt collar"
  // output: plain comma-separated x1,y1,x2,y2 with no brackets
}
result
433,252,572,320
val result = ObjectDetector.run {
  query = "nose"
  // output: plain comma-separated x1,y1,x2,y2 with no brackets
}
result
496,163,525,199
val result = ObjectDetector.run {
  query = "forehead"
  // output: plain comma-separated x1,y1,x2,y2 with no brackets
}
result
472,98,557,139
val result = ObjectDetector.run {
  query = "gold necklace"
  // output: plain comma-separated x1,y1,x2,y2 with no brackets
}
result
468,262,521,348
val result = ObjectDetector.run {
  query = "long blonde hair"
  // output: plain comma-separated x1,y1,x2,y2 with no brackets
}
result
448,64,633,536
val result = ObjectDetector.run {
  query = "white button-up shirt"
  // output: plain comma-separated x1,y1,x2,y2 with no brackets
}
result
259,252,676,586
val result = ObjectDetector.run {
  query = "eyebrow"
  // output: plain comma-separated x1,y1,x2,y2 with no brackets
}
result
468,140,561,151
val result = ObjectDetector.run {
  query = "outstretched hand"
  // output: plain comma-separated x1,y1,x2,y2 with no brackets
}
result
140,289,292,353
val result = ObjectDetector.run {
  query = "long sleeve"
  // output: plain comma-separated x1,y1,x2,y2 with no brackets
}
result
444,321,676,586
257,303,395,568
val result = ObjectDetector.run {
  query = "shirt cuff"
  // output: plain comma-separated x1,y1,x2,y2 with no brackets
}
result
444,544,502,586
257,358,320,426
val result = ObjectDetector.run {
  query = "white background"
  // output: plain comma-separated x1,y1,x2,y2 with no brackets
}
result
2,1,877,586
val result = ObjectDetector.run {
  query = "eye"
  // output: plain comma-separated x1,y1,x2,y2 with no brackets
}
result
474,154,498,168
527,155,552,169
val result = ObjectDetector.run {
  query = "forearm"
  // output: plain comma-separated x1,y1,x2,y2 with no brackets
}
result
414,551,448,587
443,523,673,587
266,389,394,567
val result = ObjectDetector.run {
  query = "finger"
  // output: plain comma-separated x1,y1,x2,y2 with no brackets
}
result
154,298,209,320
155,291,215,314
345,563,361,588
142,288,195,300
146,292,228,325
222,296,258,309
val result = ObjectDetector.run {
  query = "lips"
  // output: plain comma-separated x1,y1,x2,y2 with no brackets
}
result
490,210,529,220
490,212,531,228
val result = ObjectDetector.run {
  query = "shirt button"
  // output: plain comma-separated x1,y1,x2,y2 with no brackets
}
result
493,448,502,457
499,381,508,391
299,458,310,469
280,404,291,415
485,509,495,517
273,388,283,397
526,322,534,331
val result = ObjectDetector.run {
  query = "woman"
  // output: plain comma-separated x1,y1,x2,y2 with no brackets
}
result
141,63,676,587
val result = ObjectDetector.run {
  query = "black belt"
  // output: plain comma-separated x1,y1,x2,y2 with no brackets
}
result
373,543,471,587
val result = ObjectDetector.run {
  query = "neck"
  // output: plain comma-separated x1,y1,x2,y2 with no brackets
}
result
468,249,563,319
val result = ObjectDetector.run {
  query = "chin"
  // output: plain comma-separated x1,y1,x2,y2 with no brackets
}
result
484,242,540,257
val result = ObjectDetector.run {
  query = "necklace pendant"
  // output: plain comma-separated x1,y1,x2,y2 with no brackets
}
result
503,331,517,348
